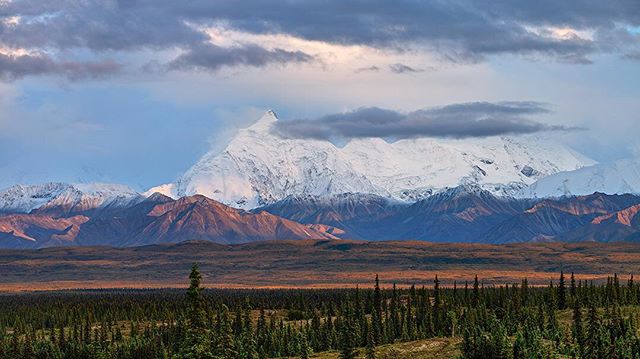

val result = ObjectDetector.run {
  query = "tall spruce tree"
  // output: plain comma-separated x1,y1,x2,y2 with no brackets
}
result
558,271,567,310
174,263,215,359
472,275,480,308
373,275,383,346
338,303,357,359
299,331,311,359
365,322,376,359
584,302,602,359
572,299,584,356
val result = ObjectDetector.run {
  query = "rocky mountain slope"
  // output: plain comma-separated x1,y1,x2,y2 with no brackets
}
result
262,189,640,243
560,203,640,242
258,193,403,239
0,193,338,249
481,193,640,243
148,110,594,209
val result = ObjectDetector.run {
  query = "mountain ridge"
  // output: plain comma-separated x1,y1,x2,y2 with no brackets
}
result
2,188,640,248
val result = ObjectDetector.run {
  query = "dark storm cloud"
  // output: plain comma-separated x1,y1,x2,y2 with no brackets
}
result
272,102,582,140
0,0,638,81
0,53,121,81
167,44,313,72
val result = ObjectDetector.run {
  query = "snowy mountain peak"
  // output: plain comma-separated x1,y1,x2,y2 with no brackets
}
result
265,109,278,119
147,110,595,209
519,158,640,198
0,182,142,214
247,110,278,131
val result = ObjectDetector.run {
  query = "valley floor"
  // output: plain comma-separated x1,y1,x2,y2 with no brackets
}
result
3,239,640,291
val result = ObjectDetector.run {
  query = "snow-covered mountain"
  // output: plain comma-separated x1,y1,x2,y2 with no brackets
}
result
0,182,143,215
147,110,595,209
519,158,640,198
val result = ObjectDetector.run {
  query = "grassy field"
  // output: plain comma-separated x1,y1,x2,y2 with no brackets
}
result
302,337,461,359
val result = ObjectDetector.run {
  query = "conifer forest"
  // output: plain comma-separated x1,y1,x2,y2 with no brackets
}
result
2,265,640,358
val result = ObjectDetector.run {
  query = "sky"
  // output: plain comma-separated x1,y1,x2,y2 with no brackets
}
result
0,1,639,190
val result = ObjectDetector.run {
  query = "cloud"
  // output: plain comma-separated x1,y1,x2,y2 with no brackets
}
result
0,1,313,81
389,63,423,73
623,52,640,61
0,52,121,81
355,65,380,73
173,1,637,63
272,102,583,140
0,0,638,83
167,43,313,72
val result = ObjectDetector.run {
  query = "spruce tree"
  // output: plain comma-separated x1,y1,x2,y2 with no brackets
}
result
338,304,357,359
58,323,66,351
216,305,237,358
572,299,584,356
472,275,480,307
299,332,310,359
372,275,383,346
433,275,442,335
365,321,376,359
174,263,215,359
584,302,602,359
558,271,567,310
22,330,35,359
570,272,577,306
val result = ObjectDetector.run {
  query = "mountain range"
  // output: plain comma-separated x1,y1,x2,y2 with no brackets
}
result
0,190,340,249
1,182,640,248
1,110,639,248
146,110,595,208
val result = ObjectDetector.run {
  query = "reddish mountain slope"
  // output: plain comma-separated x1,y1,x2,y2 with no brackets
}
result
483,193,640,243
0,194,339,248
560,204,640,242
132,195,339,245
0,214,89,248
